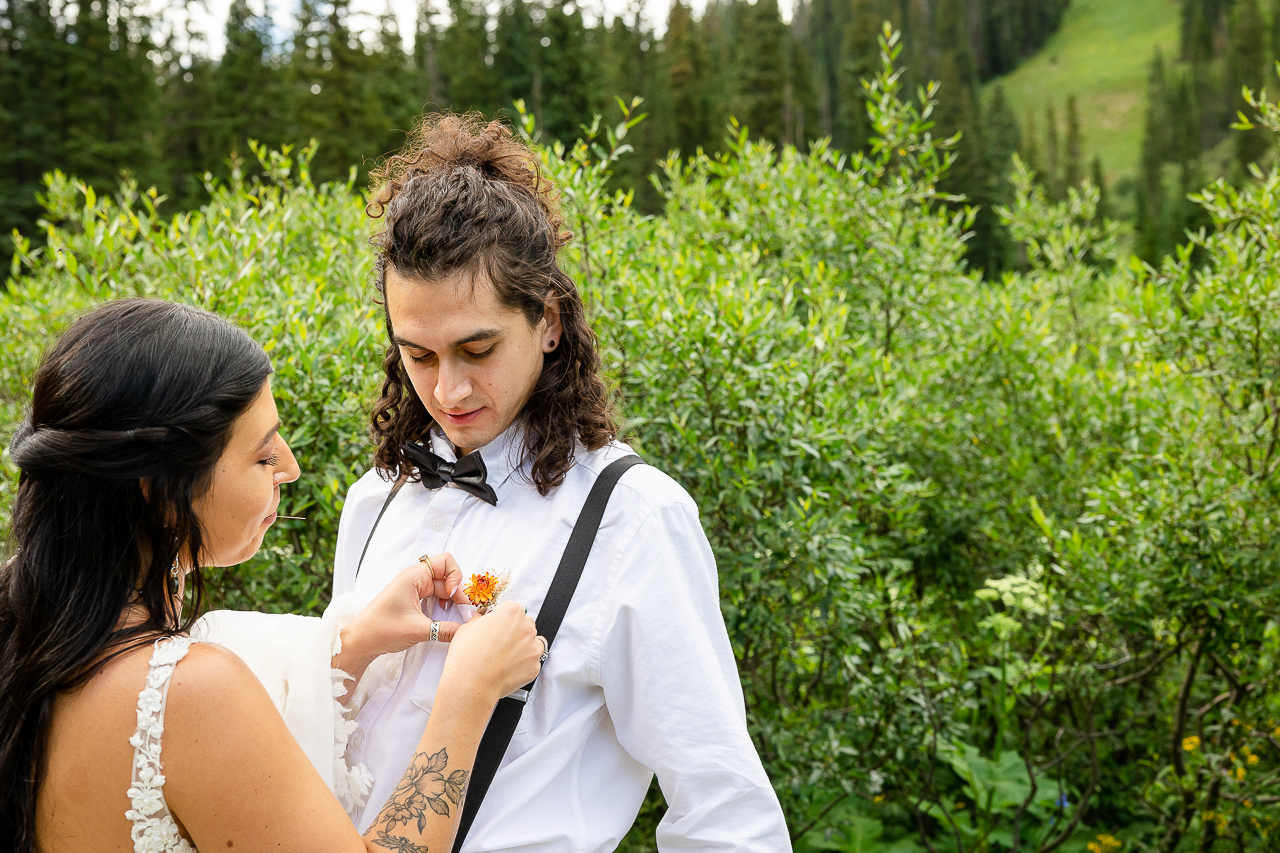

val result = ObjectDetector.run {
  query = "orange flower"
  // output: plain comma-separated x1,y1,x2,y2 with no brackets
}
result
465,572,499,605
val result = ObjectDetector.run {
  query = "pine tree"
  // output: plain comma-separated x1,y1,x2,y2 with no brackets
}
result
784,3,817,147
1271,0,1280,78
1136,52,1169,263
1228,0,1267,169
1090,154,1108,219
733,0,787,145
61,0,160,188
1064,93,1083,191
370,0,420,140
413,0,446,108
212,0,285,165
493,0,538,115
1,0,66,259
807,0,848,138
540,1,594,143
437,0,495,113
985,84,1020,186
664,0,714,155
699,0,738,145
158,56,219,208
835,0,877,152
1044,101,1060,198
933,0,1004,272
288,0,391,182
1021,106,1042,180
1168,70,1200,162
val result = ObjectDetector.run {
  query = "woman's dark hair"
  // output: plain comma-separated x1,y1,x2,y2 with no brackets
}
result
366,113,616,495
0,298,272,852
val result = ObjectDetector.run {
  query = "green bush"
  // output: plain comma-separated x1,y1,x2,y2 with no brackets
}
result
5,27,1280,852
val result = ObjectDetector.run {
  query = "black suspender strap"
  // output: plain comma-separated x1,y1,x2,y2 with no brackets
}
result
451,454,644,852
354,474,408,581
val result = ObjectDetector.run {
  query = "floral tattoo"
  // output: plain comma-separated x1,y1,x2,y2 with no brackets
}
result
372,747,469,851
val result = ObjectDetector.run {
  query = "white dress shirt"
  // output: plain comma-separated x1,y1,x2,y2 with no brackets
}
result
332,424,791,852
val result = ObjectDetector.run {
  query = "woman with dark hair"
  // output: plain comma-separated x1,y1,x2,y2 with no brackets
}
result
0,298,545,853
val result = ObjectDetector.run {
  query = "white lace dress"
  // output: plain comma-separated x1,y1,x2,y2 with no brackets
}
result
125,636,198,853
123,599,378,852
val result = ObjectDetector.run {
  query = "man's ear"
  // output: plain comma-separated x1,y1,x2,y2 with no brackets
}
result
541,296,563,353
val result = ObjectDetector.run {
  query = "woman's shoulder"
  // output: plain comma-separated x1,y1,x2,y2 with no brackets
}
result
164,639,276,718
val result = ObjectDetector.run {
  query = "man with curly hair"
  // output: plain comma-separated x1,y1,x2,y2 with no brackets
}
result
331,114,789,852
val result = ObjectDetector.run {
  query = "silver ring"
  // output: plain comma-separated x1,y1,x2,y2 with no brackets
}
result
430,620,440,642
536,635,549,663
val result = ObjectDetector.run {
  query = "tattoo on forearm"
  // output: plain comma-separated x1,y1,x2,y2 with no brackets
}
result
373,829,431,853
372,747,470,848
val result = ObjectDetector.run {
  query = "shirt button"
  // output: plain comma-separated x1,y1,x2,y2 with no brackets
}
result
351,731,364,751
431,519,444,531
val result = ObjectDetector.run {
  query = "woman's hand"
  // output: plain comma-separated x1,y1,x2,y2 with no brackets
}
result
336,553,471,684
439,601,543,705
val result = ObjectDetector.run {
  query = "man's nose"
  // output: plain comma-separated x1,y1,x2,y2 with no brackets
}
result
434,360,473,408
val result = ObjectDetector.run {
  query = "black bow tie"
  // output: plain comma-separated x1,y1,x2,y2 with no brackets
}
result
402,442,499,506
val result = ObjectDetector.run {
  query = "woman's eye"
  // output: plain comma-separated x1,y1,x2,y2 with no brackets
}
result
467,347,495,360
406,350,434,364
260,454,279,467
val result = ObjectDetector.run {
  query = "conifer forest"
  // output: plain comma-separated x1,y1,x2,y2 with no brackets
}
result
9,0,1280,851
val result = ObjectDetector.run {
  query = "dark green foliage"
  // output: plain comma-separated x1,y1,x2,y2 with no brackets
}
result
492,0,538,116
1227,0,1267,168
1064,94,1082,191
14,43,1280,851
213,0,289,161
1136,50,1217,264
0,0,159,272
437,0,496,113
835,0,878,152
733,0,788,144
1091,154,1108,218
2,0,1082,279
662,1,714,155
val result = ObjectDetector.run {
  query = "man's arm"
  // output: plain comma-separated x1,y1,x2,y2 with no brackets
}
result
597,499,791,852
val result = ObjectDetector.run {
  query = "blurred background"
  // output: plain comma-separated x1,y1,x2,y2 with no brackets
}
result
12,0,1266,277
9,2,1280,852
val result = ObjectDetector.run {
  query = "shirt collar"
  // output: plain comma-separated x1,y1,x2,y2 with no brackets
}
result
427,419,526,492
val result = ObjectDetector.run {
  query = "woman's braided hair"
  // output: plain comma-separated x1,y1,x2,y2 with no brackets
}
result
0,298,271,850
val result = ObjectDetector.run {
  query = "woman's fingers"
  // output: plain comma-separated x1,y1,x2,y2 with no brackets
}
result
433,620,461,643
421,552,468,604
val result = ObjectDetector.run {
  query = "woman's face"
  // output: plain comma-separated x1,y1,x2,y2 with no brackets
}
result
191,379,300,568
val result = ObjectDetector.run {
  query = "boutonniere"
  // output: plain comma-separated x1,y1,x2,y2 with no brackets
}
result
463,570,510,615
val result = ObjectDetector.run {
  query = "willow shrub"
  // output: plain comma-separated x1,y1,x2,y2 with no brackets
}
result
6,28,1280,853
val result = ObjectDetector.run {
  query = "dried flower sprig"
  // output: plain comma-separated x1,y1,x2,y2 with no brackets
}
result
463,571,510,615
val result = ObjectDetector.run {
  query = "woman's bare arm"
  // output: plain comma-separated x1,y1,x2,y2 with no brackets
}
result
164,601,539,853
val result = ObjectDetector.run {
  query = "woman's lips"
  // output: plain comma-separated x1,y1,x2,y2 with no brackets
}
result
441,407,484,426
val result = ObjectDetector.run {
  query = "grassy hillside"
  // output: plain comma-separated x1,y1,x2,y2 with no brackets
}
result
988,0,1181,188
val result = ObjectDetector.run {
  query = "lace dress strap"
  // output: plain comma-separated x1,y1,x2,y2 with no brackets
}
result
126,636,199,853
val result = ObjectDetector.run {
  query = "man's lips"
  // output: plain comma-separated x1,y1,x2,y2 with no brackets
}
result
440,407,484,426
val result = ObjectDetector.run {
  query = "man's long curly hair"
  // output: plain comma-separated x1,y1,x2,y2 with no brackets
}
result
366,113,616,495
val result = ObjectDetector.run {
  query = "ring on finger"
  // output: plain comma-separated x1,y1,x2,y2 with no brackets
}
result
419,554,435,575
535,635,549,663
430,620,440,643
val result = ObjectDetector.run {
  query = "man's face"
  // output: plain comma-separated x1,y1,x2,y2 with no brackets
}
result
385,266,560,455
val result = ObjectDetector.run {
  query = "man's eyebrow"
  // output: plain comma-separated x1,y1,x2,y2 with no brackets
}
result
392,328,504,350
258,420,282,449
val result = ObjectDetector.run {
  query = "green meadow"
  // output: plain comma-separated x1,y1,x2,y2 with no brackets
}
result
990,0,1181,187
